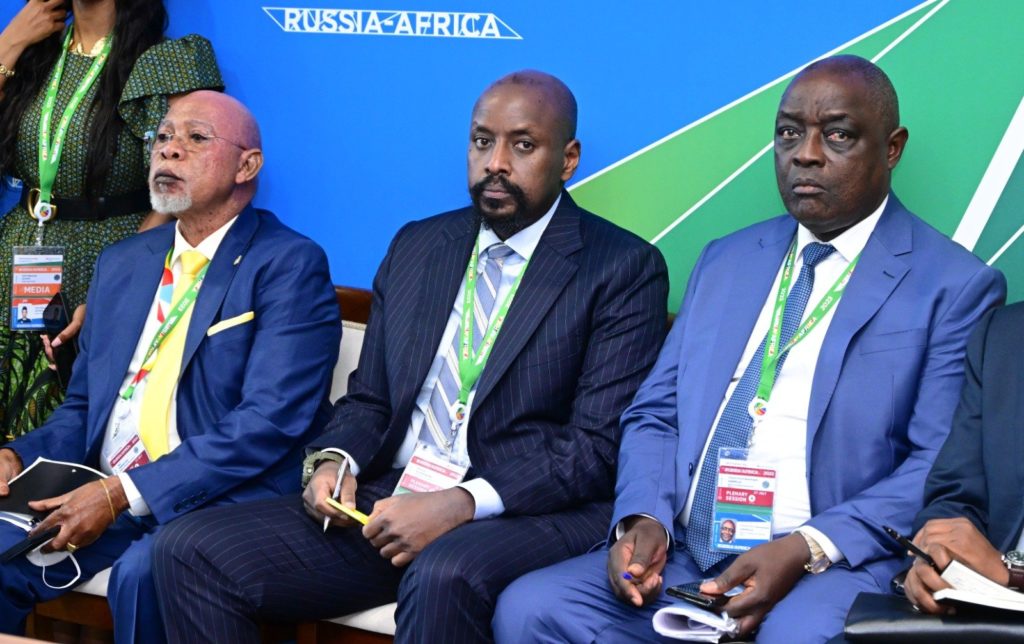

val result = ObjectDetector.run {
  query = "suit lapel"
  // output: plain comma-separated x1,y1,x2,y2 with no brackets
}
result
180,206,261,371
473,196,582,408
806,197,912,450
96,227,174,404
407,210,477,394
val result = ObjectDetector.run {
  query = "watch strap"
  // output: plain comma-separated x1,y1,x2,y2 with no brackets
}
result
795,529,832,574
301,450,344,488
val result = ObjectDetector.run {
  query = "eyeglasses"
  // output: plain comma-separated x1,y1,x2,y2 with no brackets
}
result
145,129,247,156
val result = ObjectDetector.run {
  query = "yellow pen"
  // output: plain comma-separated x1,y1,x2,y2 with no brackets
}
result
325,496,369,525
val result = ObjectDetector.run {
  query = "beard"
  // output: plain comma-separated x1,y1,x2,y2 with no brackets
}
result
469,175,532,240
149,187,192,215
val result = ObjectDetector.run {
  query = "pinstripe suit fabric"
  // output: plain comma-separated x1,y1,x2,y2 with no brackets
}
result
153,193,669,643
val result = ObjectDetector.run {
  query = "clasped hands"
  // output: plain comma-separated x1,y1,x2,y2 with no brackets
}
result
0,448,127,554
302,461,475,567
608,515,810,638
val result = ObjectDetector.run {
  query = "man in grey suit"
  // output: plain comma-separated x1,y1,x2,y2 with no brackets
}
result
152,70,669,643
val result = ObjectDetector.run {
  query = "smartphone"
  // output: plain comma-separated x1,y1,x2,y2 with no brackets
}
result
0,526,60,563
666,581,731,609
41,292,79,390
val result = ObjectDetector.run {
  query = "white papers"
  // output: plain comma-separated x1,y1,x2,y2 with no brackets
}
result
652,603,739,642
933,559,1024,612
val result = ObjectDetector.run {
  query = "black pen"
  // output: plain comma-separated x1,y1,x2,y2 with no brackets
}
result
883,525,941,572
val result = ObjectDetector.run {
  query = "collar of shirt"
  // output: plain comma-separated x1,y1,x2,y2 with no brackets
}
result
795,194,888,264
170,215,240,267
475,193,561,263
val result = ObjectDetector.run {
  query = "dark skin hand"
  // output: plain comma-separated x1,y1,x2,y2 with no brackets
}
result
29,475,129,553
700,533,809,637
904,517,1009,615
0,449,23,496
607,515,669,606
363,487,475,567
302,460,360,528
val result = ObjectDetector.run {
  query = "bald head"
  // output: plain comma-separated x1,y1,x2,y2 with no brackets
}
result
792,56,900,133
175,90,263,149
478,70,578,144
149,90,265,242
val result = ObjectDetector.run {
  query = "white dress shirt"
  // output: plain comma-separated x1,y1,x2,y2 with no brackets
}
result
101,216,238,516
334,196,559,520
680,197,888,563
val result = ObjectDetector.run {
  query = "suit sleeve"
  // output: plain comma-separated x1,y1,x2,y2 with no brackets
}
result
476,242,670,516
805,264,1006,568
127,239,340,522
912,307,995,533
307,224,409,466
608,243,711,539
7,252,106,465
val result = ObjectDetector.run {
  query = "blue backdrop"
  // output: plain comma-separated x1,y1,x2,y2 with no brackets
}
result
0,1,925,288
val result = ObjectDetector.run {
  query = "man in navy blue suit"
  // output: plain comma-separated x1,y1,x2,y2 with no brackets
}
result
153,70,669,643
494,56,1006,643
0,91,339,644
904,302,1024,613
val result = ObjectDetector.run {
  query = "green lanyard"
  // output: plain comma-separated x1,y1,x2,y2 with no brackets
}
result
455,243,529,413
119,249,209,401
748,240,860,420
35,27,112,215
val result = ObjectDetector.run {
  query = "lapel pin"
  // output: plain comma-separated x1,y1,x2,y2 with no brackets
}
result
233,255,242,266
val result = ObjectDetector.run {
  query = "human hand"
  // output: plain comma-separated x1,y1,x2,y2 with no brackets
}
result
903,518,1008,614
42,304,85,366
700,533,809,638
4,0,67,51
302,461,359,528
913,517,1008,585
29,477,126,553
0,449,24,496
363,488,475,567
607,515,668,607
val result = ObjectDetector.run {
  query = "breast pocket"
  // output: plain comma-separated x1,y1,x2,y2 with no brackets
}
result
858,328,928,355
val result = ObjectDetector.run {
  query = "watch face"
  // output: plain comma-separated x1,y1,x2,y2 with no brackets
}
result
1006,551,1024,567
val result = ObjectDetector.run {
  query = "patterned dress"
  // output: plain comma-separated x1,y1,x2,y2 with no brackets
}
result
0,35,222,441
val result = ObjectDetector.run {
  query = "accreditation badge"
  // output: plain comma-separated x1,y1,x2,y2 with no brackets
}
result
711,447,776,554
101,397,151,474
393,441,469,496
10,246,64,331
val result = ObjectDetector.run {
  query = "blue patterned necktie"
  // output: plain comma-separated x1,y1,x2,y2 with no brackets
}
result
422,242,516,450
686,241,836,571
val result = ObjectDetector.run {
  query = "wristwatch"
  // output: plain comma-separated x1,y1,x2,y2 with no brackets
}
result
795,529,833,574
301,450,345,488
1003,550,1024,590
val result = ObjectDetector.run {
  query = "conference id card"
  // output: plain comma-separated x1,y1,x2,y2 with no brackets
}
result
393,442,468,495
711,447,776,554
10,246,63,331
101,398,151,474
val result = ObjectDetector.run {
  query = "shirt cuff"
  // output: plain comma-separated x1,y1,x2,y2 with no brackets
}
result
458,478,504,520
318,447,360,476
798,525,845,564
119,472,150,517
613,514,672,547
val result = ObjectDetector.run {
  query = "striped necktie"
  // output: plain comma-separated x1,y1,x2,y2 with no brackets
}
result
138,250,208,460
685,242,835,571
422,242,515,450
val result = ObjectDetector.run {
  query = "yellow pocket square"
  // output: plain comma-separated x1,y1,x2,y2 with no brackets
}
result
207,311,255,337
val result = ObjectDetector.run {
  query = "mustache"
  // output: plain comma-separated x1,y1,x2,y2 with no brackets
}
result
469,175,526,204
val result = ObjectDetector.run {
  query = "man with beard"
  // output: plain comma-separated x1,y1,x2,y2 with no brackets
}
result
152,70,669,643
494,56,1005,642
0,90,339,644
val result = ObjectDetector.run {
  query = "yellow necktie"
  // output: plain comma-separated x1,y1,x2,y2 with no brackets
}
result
138,250,208,460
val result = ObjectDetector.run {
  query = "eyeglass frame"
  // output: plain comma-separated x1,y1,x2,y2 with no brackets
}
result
144,127,248,157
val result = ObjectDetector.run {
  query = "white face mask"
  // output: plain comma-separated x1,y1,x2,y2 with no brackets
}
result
25,540,81,590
